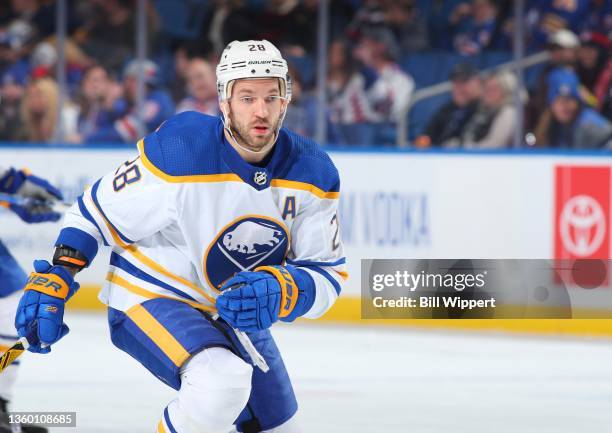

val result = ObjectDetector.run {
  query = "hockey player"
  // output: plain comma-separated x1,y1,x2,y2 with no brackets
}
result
14,40,346,433
0,167,64,433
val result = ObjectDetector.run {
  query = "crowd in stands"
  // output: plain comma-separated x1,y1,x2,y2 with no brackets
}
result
0,0,611,148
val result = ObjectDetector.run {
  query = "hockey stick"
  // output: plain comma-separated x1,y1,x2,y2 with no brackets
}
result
212,313,270,373
213,283,270,372
0,313,269,374
0,323,46,374
0,193,71,212
0,337,29,374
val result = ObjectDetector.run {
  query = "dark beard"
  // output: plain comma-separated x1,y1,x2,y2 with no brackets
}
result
230,114,282,151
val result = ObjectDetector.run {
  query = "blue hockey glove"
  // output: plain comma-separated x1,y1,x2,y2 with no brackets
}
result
0,168,63,223
4,199,62,223
217,272,282,332
15,260,79,353
216,265,314,332
0,168,63,199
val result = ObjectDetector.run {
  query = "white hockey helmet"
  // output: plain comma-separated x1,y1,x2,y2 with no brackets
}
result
216,40,292,102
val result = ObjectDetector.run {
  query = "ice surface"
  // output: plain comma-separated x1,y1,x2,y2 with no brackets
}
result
11,313,612,433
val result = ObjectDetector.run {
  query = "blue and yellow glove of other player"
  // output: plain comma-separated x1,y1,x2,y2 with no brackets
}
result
0,168,63,223
216,265,316,332
15,260,79,353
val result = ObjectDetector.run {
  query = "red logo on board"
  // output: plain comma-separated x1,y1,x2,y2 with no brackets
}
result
555,166,610,260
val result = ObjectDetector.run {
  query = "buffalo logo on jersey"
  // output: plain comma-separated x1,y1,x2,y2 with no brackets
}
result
204,216,289,290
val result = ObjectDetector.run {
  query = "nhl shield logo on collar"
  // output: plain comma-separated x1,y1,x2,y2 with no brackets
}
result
254,171,267,185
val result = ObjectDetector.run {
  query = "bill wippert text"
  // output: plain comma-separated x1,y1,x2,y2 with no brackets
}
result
372,296,496,310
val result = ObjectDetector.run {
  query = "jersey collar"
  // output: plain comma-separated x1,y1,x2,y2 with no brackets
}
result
220,124,294,190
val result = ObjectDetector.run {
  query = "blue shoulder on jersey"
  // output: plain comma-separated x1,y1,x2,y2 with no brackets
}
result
280,129,340,193
141,111,226,176
141,111,340,193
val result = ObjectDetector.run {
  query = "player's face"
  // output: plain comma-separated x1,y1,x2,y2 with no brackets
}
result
227,78,287,151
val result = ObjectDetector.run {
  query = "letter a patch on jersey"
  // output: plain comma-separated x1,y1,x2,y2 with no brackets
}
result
204,216,290,289
282,196,296,220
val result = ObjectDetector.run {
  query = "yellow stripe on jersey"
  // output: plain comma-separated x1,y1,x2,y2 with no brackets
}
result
107,273,216,313
157,420,166,433
87,190,216,305
138,139,339,199
271,179,340,200
137,139,243,184
334,270,349,281
126,304,190,367
126,248,217,305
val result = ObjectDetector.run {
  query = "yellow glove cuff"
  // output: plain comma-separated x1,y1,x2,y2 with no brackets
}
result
24,272,70,299
255,265,298,318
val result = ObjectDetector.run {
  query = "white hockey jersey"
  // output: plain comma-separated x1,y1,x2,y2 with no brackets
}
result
57,112,346,318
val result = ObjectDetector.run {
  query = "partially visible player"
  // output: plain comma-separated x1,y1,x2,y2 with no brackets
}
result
14,40,346,433
0,167,63,433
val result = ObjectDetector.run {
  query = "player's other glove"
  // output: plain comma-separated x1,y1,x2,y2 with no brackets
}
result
0,167,63,223
15,260,79,353
216,265,315,332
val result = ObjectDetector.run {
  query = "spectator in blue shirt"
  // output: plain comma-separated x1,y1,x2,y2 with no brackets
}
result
176,58,219,116
67,65,119,144
283,64,341,143
0,19,33,86
525,29,580,131
533,68,612,148
577,0,612,36
453,0,498,55
85,59,175,144
0,69,26,141
527,0,591,50
429,0,471,51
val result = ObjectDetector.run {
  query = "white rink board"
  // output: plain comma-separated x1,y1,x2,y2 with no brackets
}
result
0,147,610,296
